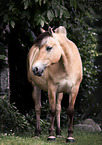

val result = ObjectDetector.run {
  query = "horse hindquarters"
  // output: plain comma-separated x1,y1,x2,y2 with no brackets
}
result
32,86,41,136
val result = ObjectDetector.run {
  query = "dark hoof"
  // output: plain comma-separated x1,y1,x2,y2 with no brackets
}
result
47,136,56,141
66,137,75,143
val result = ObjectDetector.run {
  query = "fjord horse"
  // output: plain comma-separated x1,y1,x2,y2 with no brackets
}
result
27,26,82,142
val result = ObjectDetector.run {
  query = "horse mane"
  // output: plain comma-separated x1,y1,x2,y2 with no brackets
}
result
34,31,52,48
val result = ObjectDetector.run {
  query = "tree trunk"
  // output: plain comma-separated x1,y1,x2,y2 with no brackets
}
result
0,48,10,99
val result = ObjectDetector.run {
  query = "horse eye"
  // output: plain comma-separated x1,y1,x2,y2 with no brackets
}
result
46,46,53,51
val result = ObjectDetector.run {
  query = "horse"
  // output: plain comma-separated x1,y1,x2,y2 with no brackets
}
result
27,26,82,142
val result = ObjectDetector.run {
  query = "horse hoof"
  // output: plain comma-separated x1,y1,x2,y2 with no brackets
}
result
47,136,56,141
66,137,75,143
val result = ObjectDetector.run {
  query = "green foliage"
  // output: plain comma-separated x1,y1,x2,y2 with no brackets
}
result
0,0,71,29
0,95,51,133
0,95,32,133
0,55,7,61
0,43,7,60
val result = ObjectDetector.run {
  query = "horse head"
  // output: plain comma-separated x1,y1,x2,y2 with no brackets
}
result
32,28,62,76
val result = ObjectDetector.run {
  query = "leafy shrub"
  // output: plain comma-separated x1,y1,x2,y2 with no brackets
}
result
0,95,32,133
0,95,51,134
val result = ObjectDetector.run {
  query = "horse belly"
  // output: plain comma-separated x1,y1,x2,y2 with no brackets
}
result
57,79,74,93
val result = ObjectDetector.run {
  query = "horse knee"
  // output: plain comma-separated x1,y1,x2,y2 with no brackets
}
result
35,104,41,114
50,109,56,117
56,104,61,112
67,107,75,117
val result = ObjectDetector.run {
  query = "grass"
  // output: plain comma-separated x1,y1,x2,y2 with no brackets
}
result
0,129,102,145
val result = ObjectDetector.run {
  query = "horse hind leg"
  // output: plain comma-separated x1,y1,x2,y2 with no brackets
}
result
32,86,41,136
56,93,63,137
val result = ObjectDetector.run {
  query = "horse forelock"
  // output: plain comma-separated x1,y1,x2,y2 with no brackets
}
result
34,31,52,48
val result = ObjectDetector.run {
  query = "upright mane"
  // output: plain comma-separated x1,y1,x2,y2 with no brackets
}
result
34,31,52,48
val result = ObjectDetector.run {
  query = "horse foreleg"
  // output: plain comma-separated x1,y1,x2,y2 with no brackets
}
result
32,86,41,136
47,87,56,140
67,85,79,143
56,93,63,137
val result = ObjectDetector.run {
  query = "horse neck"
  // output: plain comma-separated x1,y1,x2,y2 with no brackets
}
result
55,34,73,72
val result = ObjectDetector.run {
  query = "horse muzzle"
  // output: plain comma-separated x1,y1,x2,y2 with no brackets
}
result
32,63,45,77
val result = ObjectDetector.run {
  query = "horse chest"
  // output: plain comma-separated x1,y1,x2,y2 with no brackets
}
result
57,78,74,93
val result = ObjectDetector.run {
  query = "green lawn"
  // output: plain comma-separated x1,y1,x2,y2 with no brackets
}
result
0,129,102,145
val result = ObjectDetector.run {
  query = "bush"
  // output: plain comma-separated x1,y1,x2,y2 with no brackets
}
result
0,95,32,133
0,95,52,134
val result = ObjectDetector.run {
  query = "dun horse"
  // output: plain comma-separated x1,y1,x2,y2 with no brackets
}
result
27,26,82,142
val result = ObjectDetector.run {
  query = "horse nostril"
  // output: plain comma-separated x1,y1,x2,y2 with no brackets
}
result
32,66,44,76
32,67,39,75
35,67,38,72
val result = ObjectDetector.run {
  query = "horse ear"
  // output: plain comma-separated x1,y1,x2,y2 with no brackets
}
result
40,28,45,33
54,26,67,36
48,26,54,36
